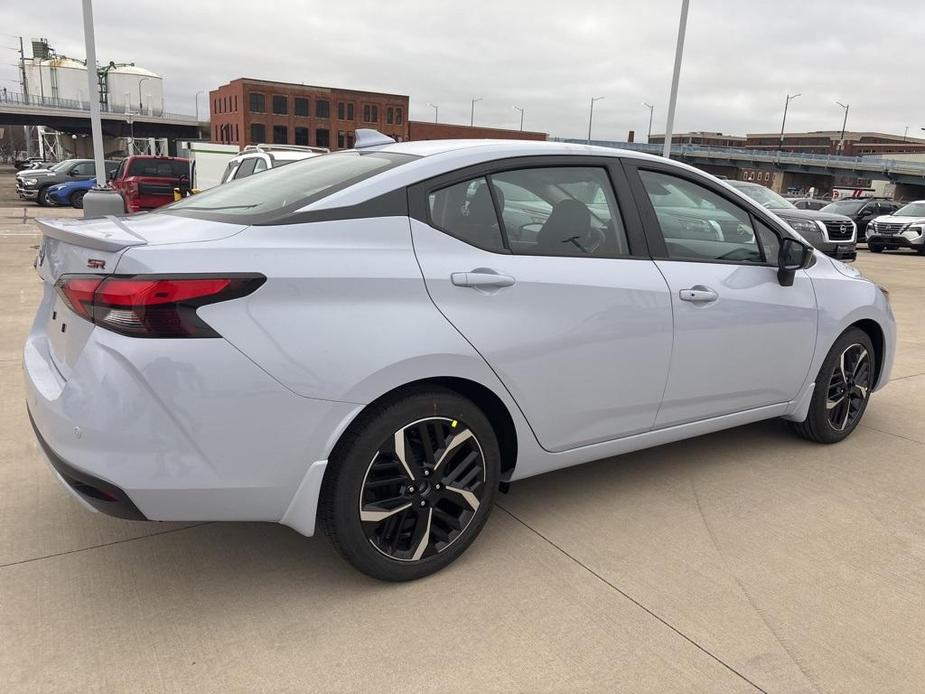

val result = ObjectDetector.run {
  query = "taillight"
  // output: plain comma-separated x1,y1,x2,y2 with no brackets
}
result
54,274,265,338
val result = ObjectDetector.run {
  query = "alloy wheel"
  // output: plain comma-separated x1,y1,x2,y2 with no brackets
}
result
359,417,486,562
826,343,871,431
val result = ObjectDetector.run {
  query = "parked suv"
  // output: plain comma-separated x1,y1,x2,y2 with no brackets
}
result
219,144,327,184
820,198,902,238
16,159,119,206
729,181,857,261
865,200,925,254
109,155,191,213
27,134,894,580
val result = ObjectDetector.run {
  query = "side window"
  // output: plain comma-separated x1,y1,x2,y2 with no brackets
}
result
253,157,268,173
491,167,629,257
427,177,505,252
234,158,258,179
221,161,238,184
72,162,95,176
754,220,781,264
639,170,764,264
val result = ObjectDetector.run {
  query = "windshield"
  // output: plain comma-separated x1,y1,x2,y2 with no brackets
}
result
895,202,925,217
49,161,71,172
820,199,866,214
731,183,796,209
165,150,416,223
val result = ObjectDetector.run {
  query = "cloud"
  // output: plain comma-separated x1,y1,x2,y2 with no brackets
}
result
3,0,923,141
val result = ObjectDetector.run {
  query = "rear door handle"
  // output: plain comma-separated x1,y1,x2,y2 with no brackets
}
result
679,286,718,303
451,269,516,289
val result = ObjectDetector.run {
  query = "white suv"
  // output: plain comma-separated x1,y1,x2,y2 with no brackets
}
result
866,200,925,254
220,143,327,184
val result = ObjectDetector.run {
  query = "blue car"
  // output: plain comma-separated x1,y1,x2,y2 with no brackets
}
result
46,178,96,209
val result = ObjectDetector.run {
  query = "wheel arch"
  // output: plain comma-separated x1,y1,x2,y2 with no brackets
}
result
850,318,885,388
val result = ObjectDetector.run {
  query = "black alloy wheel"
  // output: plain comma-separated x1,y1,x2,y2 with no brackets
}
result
825,343,871,432
360,417,486,562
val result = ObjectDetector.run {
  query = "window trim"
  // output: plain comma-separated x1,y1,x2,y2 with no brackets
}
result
622,158,797,268
407,155,651,258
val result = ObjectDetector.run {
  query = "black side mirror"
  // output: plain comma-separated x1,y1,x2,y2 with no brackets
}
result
778,237,812,287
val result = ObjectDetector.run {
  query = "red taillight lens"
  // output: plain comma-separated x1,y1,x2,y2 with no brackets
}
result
54,274,264,338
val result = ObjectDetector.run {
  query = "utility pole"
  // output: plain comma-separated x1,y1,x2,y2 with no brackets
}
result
662,0,690,158
17,36,33,157
470,97,482,127
778,93,801,150
587,96,604,144
642,102,654,143
427,102,438,124
836,101,849,152
513,105,524,131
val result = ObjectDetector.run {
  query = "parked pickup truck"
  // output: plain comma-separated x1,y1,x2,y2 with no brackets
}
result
109,155,191,213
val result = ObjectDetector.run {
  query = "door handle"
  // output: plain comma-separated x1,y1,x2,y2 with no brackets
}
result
451,269,516,289
679,286,718,303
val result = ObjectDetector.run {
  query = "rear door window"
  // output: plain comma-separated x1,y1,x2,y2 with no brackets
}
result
428,177,506,252
234,158,259,179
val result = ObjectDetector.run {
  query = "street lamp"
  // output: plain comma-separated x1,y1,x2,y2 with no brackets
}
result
194,89,204,121
835,101,850,150
642,101,654,143
587,96,604,144
426,102,438,124
138,76,150,113
778,93,801,150
470,97,482,127
513,105,524,131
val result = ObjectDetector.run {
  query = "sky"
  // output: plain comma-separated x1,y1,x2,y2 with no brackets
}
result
2,0,924,142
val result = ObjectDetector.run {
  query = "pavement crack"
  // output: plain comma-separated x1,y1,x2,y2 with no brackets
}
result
0,522,212,570
496,503,768,693
859,423,925,446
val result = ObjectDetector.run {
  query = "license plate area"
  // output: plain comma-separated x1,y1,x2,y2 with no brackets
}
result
45,294,95,378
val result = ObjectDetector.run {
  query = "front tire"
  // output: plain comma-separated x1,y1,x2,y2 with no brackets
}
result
36,187,51,206
790,327,875,444
70,190,86,209
320,387,500,581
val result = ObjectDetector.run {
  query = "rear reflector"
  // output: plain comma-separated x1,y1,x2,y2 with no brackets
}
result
54,274,265,338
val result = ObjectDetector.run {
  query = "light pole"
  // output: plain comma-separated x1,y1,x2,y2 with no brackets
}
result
642,101,654,143
903,125,908,142
126,112,134,154
427,102,438,124
778,93,801,150
513,105,524,131
470,97,482,127
836,101,850,150
138,76,150,113
194,90,204,121
662,0,690,158
587,96,604,144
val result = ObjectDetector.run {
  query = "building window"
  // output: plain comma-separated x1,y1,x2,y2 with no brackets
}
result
337,102,345,120
235,124,239,142
396,107,403,125
387,107,394,124
272,125,288,144
316,99,330,118
316,128,330,148
295,127,309,146
234,95,237,111
294,97,309,117
250,123,266,143
347,103,355,120
272,95,288,115
363,104,379,123
249,92,265,113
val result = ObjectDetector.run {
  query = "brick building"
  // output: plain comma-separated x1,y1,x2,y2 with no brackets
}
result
407,121,547,141
209,78,409,150
745,131,925,156
649,131,746,148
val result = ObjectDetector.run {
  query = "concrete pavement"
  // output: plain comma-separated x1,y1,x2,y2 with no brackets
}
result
1,190,924,692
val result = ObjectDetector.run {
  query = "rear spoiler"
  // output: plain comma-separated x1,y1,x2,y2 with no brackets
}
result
36,216,147,253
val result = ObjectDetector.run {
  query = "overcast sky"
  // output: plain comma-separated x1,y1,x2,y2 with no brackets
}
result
3,0,924,141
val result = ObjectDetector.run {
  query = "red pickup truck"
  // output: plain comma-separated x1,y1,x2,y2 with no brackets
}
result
109,155,190,213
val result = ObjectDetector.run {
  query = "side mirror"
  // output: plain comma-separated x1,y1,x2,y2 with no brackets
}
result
778,237,813,287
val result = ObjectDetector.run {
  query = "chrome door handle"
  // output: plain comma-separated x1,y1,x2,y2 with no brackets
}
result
679,286,718,303
451,270,516,289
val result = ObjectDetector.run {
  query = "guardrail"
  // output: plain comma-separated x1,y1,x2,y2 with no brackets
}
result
558,138,925,179
0,90,197,122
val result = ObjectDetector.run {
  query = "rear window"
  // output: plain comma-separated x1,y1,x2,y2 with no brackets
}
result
127,159,189,178
163,151,416,224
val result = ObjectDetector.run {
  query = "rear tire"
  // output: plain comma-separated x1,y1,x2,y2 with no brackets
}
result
789,327,875,444
70,190,86,209
868,243,883,253
320,387,500,581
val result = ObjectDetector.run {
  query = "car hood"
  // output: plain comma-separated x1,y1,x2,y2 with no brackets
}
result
16,169,56,178
871,215,925,225
768,207,853,222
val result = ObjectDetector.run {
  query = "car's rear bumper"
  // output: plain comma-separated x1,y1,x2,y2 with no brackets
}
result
23,302,358,532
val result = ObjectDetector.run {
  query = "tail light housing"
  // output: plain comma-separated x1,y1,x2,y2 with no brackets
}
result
55,274,265,338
